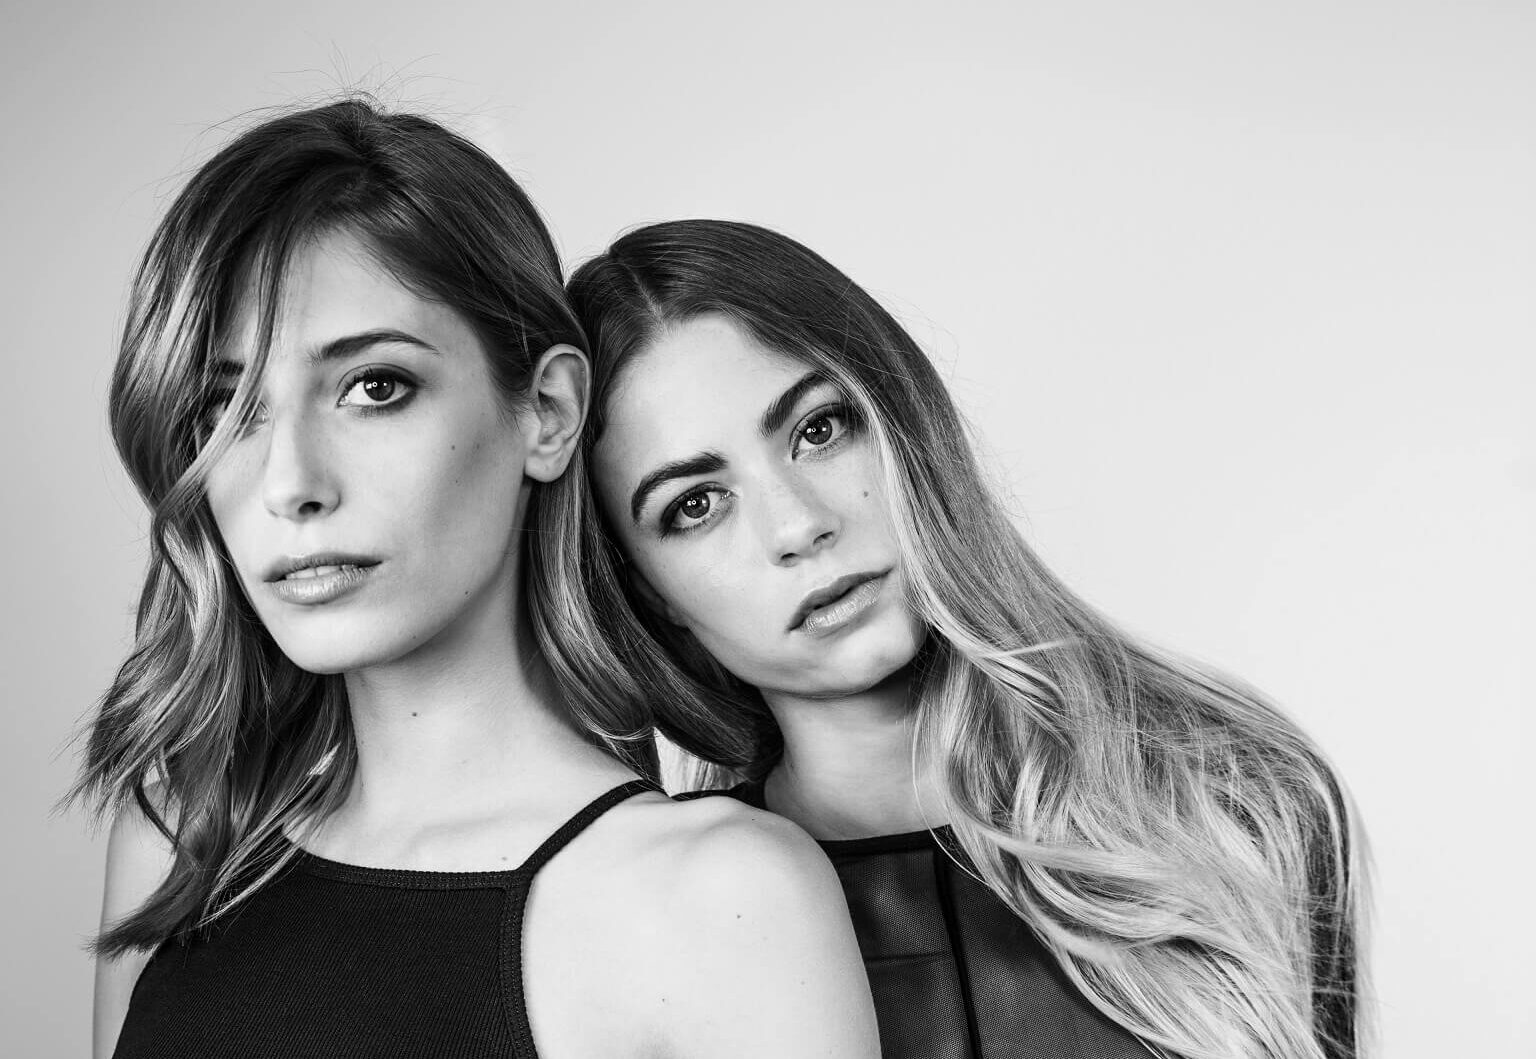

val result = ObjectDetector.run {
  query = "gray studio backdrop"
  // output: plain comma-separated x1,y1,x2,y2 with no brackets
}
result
3,2,1532,1056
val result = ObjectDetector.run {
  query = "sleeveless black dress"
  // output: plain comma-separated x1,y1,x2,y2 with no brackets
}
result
112,779,658,1059
721,781,1150,1059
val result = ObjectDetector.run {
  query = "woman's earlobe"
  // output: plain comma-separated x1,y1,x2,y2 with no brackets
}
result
523,344,590,483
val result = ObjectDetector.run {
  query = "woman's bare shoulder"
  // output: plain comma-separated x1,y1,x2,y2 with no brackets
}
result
609,791,834,897
591,793,879,1058
102,787,178,924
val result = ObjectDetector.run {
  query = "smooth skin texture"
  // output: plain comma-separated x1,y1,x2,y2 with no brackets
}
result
594,316,924,697
594,315,946,841
95,239,878,1059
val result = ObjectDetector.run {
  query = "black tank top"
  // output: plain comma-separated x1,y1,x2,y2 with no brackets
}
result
113,779,658,1059
718,781,1150,1059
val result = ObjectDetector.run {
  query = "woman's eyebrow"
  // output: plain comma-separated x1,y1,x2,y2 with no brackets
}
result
758,371,828,438
307,329,439,364
630,452,727,524
626,372,829,524
212,330,438,378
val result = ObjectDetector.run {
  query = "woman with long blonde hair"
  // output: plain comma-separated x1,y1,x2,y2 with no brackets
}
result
75,108,876,1059
544,219,1365,1059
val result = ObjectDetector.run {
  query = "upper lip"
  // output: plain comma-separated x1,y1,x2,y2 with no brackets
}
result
262,553,382,582
787,570,887,631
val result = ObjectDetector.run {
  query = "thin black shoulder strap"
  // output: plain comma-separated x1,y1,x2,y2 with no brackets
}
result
504,778,660,1059
518,779,659,876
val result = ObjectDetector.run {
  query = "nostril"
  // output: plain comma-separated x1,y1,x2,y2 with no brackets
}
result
296,500,324,517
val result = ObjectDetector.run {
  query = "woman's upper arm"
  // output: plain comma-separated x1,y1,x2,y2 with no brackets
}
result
652,809,880,1059
93,797,175,1059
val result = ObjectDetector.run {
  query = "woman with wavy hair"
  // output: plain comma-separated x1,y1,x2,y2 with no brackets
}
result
547,219,1365,1059
75,107,877,1059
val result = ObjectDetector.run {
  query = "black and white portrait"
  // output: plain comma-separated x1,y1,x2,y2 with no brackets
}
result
2,4,1530,1057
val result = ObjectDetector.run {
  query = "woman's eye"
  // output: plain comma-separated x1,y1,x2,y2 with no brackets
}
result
202,392,234,431
793,405,853,456
340,369,413,409
362,377,396,402
199,391,266,440
663,487,730,534
680,493,712,520
801,415,835,446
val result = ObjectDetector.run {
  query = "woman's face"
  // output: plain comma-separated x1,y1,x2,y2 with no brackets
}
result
593,314,925,700
204,230,541,675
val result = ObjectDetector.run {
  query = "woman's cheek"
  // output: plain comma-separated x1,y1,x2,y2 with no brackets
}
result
699,554,737,595
668,573,759,659
676,574,734,636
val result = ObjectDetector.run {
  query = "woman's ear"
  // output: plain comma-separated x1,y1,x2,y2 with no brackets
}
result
522,343,590,483
628,565,688,628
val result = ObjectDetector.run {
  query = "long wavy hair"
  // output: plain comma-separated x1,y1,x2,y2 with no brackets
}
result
71,98,651,956
539,220,1367,1059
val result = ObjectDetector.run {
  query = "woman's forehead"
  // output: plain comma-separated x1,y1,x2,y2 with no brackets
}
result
594,318,829,500
217,232,459,368
611,315,806,410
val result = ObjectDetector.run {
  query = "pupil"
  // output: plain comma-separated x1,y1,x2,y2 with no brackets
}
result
683,494,711,519
805,417,832,444
364,377,395,401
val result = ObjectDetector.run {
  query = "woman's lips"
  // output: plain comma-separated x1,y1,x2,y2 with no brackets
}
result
265,561,379,606
791,572,887,638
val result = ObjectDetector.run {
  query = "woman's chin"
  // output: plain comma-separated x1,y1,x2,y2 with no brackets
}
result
267,623,427,677
792,629,926,700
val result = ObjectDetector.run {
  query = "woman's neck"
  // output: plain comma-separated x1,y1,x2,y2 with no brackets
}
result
316,573,631,859
760,671,946,841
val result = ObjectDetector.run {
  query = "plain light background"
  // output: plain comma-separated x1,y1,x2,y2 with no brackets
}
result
2,1,1530,1055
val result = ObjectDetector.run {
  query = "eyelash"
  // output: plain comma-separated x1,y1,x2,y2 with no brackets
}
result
656,401,858,538
197,365,417,440
338,366,417,413
198,388,253,441
791,402,856,460
659,486,733,537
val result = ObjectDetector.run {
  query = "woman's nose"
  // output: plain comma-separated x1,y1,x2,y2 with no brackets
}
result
761,477,840,565
260,415,340,521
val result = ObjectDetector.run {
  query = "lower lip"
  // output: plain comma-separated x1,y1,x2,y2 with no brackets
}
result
796,575,886,638
267,564,378,606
